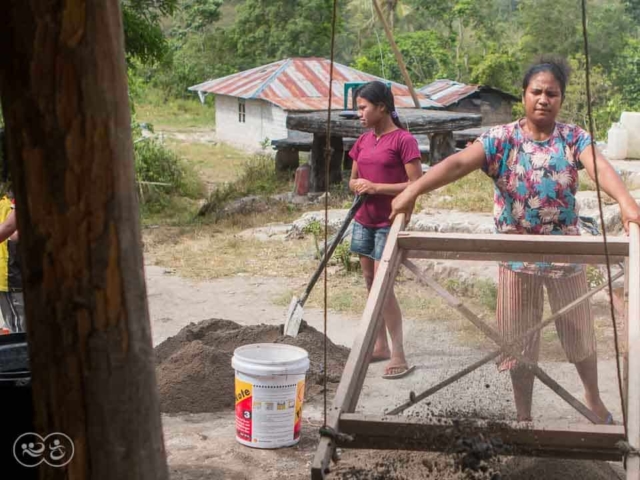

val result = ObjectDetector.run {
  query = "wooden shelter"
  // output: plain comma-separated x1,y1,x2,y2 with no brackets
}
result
312,214,640,480
286,109,481,192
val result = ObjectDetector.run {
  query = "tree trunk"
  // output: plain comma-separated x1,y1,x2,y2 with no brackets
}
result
429,132,456,165
0,2,169,480
310,135,343,193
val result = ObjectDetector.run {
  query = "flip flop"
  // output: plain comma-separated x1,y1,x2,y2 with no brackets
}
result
382,365,416,380
604,413,618,425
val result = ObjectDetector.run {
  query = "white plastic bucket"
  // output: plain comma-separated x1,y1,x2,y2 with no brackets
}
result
607,123,629,160
621,112,640,159
231,343,310,448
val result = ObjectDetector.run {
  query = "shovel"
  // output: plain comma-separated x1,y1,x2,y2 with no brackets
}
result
284,194,367,337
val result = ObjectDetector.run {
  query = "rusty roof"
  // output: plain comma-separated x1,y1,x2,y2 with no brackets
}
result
418,79,518,108
188,57,441,111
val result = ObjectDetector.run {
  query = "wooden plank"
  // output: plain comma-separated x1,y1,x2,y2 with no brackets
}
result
406,249,626,265
311,214,406,480
404,261,602,424
627,223,640,480
287,109,482,137
399,232,629,257
338,414,625,461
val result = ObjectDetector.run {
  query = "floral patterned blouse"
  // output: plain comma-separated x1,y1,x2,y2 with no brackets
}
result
478,120,592,276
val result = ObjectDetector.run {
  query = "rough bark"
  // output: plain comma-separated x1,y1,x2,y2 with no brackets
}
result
429,132,456,165
0,2,169,479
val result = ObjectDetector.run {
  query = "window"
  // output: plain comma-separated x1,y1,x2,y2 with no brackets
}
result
238,99,246,123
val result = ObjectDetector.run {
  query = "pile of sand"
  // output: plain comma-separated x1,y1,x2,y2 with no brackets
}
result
155,319,349,413
330,450,623,480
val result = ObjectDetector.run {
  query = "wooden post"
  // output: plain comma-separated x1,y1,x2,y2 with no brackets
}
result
311,214,405,479
627,223,640,480
0,2,169,480
310,134,342,192
429,132,456,164
372,0,422,109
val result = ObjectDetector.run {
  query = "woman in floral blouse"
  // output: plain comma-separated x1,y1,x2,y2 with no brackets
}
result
391,59,640,423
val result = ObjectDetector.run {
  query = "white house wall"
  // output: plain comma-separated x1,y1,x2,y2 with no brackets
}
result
214,95,288,150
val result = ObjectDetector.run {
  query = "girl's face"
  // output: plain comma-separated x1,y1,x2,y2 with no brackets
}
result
356,97,387,129
522,71,563,126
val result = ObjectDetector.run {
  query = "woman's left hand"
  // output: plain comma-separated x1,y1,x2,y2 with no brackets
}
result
353,179,378,195
620,200,640,234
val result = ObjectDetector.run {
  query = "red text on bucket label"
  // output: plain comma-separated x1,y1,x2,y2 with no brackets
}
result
235,379,253,442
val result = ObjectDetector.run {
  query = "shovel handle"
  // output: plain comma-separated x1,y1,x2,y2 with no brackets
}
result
299,195,367,306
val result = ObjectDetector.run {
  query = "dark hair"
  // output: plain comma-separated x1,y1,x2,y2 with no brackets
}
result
0,128,7,183
522,57,571,99
354,81,403,129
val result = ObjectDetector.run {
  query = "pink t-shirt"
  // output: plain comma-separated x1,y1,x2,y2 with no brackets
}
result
349,129,421,227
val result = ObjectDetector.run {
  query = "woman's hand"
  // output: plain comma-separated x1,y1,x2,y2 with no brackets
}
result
390,186,418,222
352,179,378,195
620,199,640,234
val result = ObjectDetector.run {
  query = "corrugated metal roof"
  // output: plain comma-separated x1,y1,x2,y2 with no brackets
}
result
188,57,441,111
418,79,518,108
418,80,481,107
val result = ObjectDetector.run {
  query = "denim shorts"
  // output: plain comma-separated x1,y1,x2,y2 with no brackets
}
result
350,221,391,261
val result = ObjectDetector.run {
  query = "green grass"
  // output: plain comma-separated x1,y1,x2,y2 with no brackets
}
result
135,88,214,131
420,170,495,213
166,139,251,187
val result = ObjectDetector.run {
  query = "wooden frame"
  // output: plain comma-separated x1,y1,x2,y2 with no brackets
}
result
311,215,640,480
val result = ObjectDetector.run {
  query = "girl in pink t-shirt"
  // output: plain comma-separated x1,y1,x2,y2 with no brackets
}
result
349,81,422,379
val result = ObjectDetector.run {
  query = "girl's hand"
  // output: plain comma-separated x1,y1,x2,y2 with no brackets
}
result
620,200,640,234
390,188,417,222
353,179,377,195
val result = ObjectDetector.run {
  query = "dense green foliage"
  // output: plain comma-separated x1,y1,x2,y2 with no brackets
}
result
128,0,640,139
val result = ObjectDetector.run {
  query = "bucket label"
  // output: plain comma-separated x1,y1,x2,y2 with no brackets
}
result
294,380,305,440
235,379,253,442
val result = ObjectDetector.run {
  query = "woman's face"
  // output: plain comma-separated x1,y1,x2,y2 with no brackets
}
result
356,97,387,128
522,71,563,126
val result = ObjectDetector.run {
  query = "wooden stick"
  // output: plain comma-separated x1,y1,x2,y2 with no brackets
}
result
627,223,640,480
389,263,623,416
311,214,405,480
403,260,602,424
399,232,629,258
371,0,422,109
406,249,626,265
338,414,625,461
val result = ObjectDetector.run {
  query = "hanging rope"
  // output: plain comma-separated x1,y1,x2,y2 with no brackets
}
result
322,0,339,428
580,0,628,436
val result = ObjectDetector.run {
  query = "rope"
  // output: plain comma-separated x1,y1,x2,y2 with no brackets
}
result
580,0,628,437
322,0,339,429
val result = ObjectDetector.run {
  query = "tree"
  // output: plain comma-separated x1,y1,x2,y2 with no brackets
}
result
353,30,455,85
233,0,341,68
122,0,177,64
0,2,169,479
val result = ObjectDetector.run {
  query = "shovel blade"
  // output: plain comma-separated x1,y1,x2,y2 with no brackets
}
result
284,296,304,337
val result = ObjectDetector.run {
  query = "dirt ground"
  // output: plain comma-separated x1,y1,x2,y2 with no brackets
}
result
146,265,627,480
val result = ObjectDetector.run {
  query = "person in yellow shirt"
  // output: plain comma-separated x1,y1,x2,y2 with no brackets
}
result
0,193,23,332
